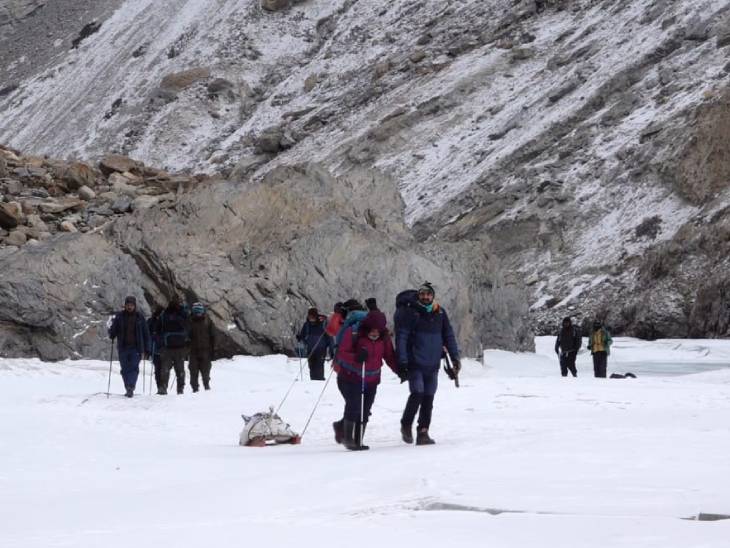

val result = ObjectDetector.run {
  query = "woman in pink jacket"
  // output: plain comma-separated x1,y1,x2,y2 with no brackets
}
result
333,310,399,451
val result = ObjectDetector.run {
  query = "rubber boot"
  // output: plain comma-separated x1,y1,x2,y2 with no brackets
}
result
332,419,344,444
343,420,369,451
416,428,435,445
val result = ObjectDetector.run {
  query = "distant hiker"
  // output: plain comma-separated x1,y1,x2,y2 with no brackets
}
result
108,296,151,398
554,316,581,377
587,319,613,378
297,307,331,381
189,302,215,392
333,310,398,450
147,305,164,393
395,282,460,446
159,295,190,394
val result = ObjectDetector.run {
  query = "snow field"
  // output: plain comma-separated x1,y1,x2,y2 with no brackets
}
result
1,338,729,547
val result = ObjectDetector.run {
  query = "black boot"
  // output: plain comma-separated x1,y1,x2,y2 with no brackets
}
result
332,419,344,444
343,420,369,451
124,387,134,398
416,428,435,445
400,423,413,444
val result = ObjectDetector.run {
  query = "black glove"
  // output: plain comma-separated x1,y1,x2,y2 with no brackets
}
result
452,359,461,374
398,363,409,383
356,347,368,363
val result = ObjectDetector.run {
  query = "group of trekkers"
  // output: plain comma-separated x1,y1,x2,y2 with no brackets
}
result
108,282,461,451
554,316,613,378
298,283,461,450
108,295,215,398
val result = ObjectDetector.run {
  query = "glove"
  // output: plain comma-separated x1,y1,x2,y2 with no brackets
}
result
143,353,150,361
398,363,409,383
356,347,368,363
452,359,461,374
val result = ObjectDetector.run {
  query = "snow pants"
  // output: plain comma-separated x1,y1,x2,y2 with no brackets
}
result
152,353,163,392
402,368,439,431
337,377,377,424
308,351,326,381
161,347,187,394
189,350,212,391
560,352,577,377
593,351,608,378
118,348,141,391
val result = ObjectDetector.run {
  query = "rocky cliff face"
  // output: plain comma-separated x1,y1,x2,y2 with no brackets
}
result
2,0,730,354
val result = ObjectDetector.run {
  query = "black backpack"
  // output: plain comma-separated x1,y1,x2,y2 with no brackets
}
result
393,289,418,335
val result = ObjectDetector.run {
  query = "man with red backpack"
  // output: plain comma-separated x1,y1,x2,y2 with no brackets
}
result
395,282,460,445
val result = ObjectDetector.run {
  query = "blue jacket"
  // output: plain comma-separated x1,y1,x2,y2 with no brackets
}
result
334,310,368,350
109,311,151,354
298,318,332,356
395,297,459,372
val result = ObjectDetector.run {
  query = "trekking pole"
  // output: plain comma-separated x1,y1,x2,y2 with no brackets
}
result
106,340,114,399
359,357,366,446
149,342,155,395
142,356,146,394
299,366,335,439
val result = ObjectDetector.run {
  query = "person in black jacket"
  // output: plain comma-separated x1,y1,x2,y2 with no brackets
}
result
554,316,581,377
108,296,151,398
147,305,164,394
189,302,215,392
395,283,460,446
297,307,332,380
159,295,190,395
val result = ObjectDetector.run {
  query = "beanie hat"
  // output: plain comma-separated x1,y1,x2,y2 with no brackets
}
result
360,310,387,333
418,282,435,296
365,297,378,311
124,296,137,305
192,302,205,315
307,307,319,317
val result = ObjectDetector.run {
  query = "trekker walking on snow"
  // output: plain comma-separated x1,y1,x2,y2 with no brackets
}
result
189,302,215,392
555,316,581,377
297,307,331,381
148,305,164,394
395,282,460,445
333,310,398,450
108,296,151,398
159,295,190,394
587,319,612,378
325,302,345,338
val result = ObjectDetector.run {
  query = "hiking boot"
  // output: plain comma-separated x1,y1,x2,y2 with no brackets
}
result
124,387,134,398
203,382,210,390
177,389,184,395
416,429,435,446
157,389,166,395
401,424,413,444
332,419,344,444
192,387,199,393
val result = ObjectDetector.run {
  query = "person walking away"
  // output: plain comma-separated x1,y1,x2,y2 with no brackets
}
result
159,295,190,394
189,302,215,392
108,296,151,398
333,310,398,450
587,319,613,378
147,305,164,394
554,316,581,377
395,282,460,446
297,307,331,381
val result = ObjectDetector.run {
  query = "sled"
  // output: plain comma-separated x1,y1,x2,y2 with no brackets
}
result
239,407,301,447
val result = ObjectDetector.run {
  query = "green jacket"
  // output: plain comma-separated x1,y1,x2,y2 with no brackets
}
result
587,328,612,355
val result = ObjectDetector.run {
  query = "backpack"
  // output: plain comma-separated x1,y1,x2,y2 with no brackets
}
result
334,310,368,351
162,310,188,348
393,289,418,335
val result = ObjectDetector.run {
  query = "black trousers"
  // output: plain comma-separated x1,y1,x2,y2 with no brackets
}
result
308,352,326,380
593,351,608,378
337,377,377,423
559,352,577,377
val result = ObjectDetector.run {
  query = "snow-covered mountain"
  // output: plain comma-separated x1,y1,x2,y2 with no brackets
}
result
2,0,730,354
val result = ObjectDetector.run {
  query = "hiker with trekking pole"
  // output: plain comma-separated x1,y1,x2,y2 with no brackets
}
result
395,282,460,445
107,296,151,398
296,307,332,381
332,308,399,451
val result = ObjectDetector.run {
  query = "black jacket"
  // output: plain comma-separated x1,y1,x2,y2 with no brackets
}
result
555,325,581,355
109,310,151,354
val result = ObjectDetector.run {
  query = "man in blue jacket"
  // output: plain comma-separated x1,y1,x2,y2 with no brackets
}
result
297,307,332,380
395,283,460,445
108,296,151,398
